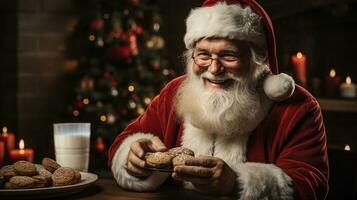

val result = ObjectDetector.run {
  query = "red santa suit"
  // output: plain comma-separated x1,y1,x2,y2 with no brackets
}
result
108,0,329,199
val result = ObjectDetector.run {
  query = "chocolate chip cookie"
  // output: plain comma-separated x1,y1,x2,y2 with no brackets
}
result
52,167,81,186
42,157,61,173
9,176,35,189
35,164,52,182
0,175,4,188
145,152,173,168
0,165,17,180
13,161,37,176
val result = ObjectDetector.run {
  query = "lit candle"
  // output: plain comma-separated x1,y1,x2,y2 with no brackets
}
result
340,76,356,99
0,126,16,164
291,52,307,88
324,68,342,98
10,139,34,163
344,144,351,151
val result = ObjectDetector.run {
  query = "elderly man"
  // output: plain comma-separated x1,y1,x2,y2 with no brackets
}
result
108,0,329,199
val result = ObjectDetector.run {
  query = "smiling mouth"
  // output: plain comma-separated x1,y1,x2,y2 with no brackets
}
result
203,78,234,89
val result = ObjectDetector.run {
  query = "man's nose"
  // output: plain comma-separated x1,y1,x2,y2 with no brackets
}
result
208,59,224,74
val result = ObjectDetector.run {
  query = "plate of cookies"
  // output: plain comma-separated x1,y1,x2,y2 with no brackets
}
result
144,147,195,173
0,158,98,199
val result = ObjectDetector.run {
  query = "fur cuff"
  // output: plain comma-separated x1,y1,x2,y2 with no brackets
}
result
234,162,293,200
111,133,169,191
263,73,295,101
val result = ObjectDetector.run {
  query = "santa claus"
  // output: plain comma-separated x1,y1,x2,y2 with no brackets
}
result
108,0,329,199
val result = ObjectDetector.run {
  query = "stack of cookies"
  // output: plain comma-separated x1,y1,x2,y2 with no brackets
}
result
0,158,81,189
145,147,195,169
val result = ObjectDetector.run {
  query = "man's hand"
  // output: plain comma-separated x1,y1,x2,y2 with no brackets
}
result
172,155,237,196
126,136,167,177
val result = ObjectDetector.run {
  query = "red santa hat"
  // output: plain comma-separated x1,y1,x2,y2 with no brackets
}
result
184,0,295,101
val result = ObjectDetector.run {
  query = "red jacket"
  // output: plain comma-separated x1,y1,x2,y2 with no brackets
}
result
109,75,329,199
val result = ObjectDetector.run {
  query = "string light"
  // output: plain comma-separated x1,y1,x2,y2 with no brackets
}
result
144,97,151,105
153,23,160,31
82,98,90,105
137,107,145,115
162,69,169,76
129,101,137,109
100,115,107,122
128,85,135,92
73,110,79,117
89,34,95,41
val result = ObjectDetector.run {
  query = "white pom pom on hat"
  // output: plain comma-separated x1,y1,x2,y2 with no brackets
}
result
184,0,295,101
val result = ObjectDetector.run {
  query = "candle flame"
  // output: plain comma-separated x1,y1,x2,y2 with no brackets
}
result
19,139,25,150
296,52,303,59
2,126,7,134
329,69,336,78
344,144,351,151
346,76,352,85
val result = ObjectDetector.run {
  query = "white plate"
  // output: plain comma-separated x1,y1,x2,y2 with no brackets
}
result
0,172,98,199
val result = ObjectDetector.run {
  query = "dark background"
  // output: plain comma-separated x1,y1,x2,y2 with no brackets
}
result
1,1,357,197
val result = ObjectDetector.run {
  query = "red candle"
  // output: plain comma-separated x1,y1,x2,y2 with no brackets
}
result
291,52,307,88
10,139,34,163
0,141,4,167
0,127,16,164
324,68,342,98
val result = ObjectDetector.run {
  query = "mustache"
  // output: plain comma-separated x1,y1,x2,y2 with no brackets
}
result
199,71,241,82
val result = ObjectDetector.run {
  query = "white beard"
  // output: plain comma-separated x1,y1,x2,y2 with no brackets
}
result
175,64,273,138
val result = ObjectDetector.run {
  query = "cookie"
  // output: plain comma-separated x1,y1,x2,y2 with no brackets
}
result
4,181,15,189
168,147,194,157
145,152,173,168
32,175,49,188
35,164,52,182
0,165,17,180
9,176,35,189
172,154,194,167
42,157,61,173
13,161,37,176
52,167,80,186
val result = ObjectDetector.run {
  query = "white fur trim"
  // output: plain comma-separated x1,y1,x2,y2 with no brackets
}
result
263,73,295,101
184,2,266,49
111,133,169,191
234,162,293,200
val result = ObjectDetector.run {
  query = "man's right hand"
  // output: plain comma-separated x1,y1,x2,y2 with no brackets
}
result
126,136,167,177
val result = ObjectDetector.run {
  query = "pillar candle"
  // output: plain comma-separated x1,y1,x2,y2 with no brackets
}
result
324,69,342,98
291,52,307,88
10,139,34,163
0,127,16,164
340,76,356,99
0,141,4,167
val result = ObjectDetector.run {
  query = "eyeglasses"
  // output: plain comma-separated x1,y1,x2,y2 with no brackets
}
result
192,51,240,68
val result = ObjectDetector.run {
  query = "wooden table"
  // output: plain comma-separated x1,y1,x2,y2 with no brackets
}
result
62,178,232,200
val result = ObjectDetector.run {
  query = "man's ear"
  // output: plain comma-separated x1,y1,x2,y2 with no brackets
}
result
263,73,295,101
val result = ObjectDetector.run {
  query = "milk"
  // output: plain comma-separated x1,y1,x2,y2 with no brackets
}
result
53,123,91,172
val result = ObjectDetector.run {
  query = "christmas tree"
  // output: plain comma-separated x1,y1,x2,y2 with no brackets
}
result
65,0,176,169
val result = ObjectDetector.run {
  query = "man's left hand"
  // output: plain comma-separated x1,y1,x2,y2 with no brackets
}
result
172,155,237,196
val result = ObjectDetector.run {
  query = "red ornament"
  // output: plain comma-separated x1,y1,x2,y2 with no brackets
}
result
134,25,143,35
95,137,106,153
90,19,104,31
106,45,132,61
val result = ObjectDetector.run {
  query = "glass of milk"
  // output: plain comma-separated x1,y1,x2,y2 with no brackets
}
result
53,123,90,172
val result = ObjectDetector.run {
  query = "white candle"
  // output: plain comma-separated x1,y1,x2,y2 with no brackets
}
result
340,76,356,98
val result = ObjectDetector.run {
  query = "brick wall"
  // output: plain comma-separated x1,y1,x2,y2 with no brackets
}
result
16,0,80,161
